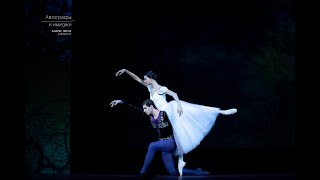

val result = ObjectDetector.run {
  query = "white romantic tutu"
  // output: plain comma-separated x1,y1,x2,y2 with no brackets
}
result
148,86,220,156
164,100,220,156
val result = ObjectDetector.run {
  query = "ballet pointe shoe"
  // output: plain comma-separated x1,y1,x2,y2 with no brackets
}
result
178,160,186,176
220,108,237,115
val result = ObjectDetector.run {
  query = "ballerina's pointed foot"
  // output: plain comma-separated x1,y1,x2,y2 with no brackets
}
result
220,108,237,115
178,161,186,176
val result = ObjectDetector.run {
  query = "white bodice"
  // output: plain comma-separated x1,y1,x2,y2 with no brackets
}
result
147,85,169,111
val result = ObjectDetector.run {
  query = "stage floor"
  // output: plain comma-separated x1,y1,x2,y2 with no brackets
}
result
24,174,295,180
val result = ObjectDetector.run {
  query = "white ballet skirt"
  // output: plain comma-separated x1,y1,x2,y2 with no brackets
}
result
148,85,221,156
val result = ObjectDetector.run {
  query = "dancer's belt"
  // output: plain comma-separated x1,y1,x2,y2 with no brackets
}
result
159,135,173,141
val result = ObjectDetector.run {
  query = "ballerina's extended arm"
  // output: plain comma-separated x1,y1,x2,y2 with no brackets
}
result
115,69,147,87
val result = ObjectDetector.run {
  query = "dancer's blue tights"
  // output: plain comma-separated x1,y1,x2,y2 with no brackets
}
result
140,139,201,175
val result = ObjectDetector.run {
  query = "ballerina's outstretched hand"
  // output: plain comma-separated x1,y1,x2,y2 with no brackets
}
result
115,69,126,77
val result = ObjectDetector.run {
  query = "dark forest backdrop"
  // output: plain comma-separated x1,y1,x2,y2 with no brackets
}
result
24,0,295,176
